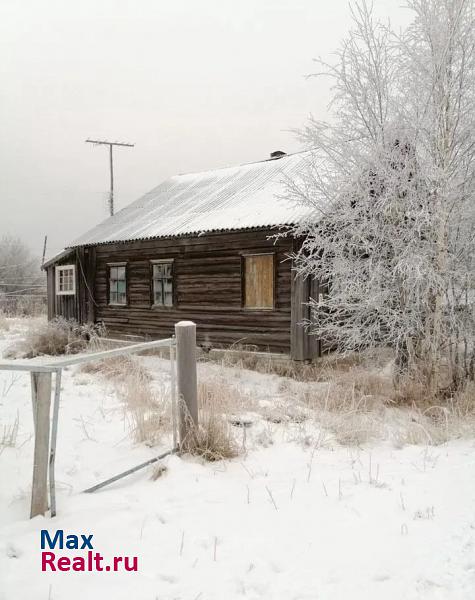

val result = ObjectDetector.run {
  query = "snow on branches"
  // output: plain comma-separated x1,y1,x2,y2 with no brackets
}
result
289,0,475,391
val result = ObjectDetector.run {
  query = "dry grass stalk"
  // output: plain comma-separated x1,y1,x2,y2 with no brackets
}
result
80,352,168,446
119,365,169,446
180,376,242,461
79,354,150,382
5,318,104,358
278,362,475,447
0,311,10,332
1,412,19,450
214,345,391,382
150,463,168,480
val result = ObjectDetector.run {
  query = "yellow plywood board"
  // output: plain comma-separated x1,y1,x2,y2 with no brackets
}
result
244,255,274,309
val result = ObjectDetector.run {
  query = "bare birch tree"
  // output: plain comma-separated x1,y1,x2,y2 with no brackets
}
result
288,0,475,393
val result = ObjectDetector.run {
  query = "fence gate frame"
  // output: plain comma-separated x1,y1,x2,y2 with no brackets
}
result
0,320,198,519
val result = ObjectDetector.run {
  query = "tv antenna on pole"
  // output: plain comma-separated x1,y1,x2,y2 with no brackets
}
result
86,139,134,216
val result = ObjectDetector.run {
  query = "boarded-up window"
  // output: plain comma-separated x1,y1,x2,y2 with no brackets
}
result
243,254,274,309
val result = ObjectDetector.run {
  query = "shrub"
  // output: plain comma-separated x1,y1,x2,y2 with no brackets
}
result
1,413,19,451
181,380,240,461
6,318,104,358
121,369,170,446
0,311,9,333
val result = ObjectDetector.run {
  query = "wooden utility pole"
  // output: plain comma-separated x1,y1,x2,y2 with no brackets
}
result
85,139,134,216
41,235,47,267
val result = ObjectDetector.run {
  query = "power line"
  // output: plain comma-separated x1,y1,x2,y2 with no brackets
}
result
85,139,135,217
0,263,37,270
1,288,46,296
0,283,46,287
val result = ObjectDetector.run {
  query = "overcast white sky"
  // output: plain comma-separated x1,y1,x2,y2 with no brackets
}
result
0,0,411,258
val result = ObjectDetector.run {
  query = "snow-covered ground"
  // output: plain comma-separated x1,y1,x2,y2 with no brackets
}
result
0,319,474,599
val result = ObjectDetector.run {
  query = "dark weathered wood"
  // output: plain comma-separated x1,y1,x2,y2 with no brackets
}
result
290,268,320,360
46,267,55,320
86,247,96,323
50,253,80,322
48,228,317,354
91,230,294,352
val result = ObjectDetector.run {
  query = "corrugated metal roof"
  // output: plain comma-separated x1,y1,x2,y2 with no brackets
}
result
69,150,313,248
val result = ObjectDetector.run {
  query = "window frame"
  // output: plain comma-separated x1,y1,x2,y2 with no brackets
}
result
150,259,175,309
107,262,128,307
241,252,276,311
55,265,76,296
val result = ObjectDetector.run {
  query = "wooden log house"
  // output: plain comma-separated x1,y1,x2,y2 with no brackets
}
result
43,150,321,360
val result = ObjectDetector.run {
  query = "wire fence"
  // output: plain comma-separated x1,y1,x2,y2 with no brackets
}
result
0,321,199,519
0,293,47,317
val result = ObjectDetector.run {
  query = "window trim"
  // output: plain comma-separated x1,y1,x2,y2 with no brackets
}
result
107,262,128,307
241,252,276,311
150,258,175,309
55,265,76,296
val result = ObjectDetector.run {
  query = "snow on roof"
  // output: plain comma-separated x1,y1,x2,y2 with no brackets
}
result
69,150,314,248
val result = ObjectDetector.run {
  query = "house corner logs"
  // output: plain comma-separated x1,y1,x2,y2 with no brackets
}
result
290,269,320,361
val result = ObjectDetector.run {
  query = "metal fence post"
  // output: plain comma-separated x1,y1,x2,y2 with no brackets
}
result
49,369,62,517
30,371,52,518
175,321,198,448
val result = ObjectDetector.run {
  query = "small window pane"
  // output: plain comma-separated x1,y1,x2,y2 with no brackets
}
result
56,265,75,295
109,265,126,305
154,286,163,305
152,261,173,306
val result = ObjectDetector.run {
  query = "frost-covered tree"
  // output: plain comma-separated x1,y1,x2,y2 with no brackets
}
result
289,0,475,393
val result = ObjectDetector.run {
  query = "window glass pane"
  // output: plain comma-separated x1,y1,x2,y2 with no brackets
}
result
152,261,173,306
109,265,126,304
57,266,75,294
154,285,163,305
164,280,172,305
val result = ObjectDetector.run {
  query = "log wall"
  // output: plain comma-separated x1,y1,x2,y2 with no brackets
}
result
92,229,294,352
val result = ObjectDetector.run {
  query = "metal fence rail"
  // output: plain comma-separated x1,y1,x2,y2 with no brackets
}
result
0,322,198,519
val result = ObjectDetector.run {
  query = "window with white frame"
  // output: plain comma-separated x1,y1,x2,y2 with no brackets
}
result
151,260,173,306
55,265,76,295
109,264,127,305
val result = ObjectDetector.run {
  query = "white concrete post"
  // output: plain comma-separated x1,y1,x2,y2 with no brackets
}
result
30,371,52,518
175,321,198,448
